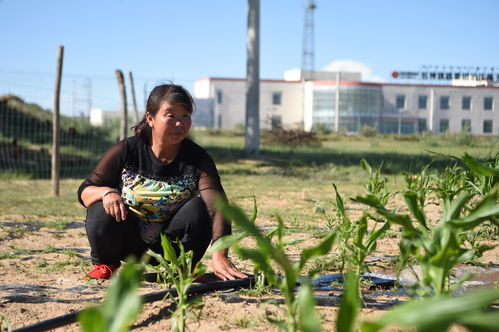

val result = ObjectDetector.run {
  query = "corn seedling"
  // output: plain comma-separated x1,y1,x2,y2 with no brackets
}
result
361,287,499,332
430,164,468,203
353,188,499,296
336,271,361,332
361,159,390,205
216,199,336,332
404,163,432,208
320,183,391,278
146,234,207,332
0,312,11,332
78,259,144,332
461,152,499,198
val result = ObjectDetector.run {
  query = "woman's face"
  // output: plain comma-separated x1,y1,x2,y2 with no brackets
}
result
147,102,192,146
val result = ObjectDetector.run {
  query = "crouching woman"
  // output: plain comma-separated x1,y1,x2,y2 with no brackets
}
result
77,84,246,281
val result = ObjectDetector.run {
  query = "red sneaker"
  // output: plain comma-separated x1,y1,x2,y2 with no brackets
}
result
84,264,118,280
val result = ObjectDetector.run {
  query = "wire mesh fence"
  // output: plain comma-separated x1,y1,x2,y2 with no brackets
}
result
0,91,117,179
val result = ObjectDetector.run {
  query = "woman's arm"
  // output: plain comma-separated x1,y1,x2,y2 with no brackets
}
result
81,185,127,222
198,160,247,280
78,140,127,221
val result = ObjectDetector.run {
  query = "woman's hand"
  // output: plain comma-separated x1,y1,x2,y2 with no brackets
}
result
102,192,127,222
211,249,247,280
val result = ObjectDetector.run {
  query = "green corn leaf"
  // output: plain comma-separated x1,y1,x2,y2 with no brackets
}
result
159,234,178,265
361,288,499,332
284,238,304,246
365,221,390,251
404,191,428,230
353,216,367,249
452,191,499,229
299,231,337,270
250,195,258,223
298,281,323,332
352,195,416,230
146,249,170,271
208,232,247,253
441,192,471,223
337,271,361,332
360,158,372,175
79,260,143,332
456,310,499,332
333,183,346,214
218,200,296,284
462,153,499,176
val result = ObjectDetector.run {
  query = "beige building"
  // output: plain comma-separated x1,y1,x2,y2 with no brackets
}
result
194,70,499,136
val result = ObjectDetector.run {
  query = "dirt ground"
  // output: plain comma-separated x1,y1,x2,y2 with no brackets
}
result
0,201,497,331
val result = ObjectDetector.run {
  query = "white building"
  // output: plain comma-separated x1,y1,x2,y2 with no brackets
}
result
89,99,214,129
194,69,499,136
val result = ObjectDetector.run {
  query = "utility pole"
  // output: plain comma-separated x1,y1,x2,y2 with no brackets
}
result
245,0,260,156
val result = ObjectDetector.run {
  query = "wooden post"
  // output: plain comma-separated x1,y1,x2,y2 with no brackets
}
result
115,70,128,140
128,71,140,123
245,0,260,156
52,45,64,196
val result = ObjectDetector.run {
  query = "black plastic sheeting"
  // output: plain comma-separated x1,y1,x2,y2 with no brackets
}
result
12,277,255,332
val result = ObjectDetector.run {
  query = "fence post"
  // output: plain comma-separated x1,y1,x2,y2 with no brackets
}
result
129,71,140,124
52,45,64,196
115,70,128,140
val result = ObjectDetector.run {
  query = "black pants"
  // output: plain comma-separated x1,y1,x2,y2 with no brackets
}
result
85,197,212,266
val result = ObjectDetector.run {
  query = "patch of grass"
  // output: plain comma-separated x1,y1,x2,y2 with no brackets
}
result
41,219,72,230
42,244,58,253
0,251,16,260
309,255,342,274
232,315,258,329
36,259,48,268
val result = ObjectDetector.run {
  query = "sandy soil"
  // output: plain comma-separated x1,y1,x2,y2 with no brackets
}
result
0,199,497,331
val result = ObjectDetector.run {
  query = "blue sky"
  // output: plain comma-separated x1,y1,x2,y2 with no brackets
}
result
1,0,498,114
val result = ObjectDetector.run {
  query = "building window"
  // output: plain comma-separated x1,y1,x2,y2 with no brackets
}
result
418,95,428,109
461,119,471,132
484,97,493,110
439,119,449,133
440,96,450,110
396,95,406,109
272,91,282,105
462,96,472,110
271,115,282,129
216,90,222,104
483,120,493,133
418,119,427,132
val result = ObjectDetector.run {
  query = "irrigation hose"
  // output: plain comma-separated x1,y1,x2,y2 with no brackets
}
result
12,277,255,332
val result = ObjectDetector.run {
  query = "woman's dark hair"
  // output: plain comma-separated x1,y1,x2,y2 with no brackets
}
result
132,84,195,143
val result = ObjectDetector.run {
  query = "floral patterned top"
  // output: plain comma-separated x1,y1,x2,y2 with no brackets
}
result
78,137,229,244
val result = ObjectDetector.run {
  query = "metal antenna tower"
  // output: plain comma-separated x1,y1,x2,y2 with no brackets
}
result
302,0,316,76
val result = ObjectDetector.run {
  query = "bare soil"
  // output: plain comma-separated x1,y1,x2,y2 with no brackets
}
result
0,200,497,332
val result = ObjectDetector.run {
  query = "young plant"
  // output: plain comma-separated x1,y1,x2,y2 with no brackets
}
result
430,164,468,203
319,183,391,277
404,163,432,208
0,312,11,332
461,152,499,198
361,288,499,332
217,200,337,332
336,270,361,332
361,159,389,205
146,234,207,332
353,189,499,296
78,259,144,332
